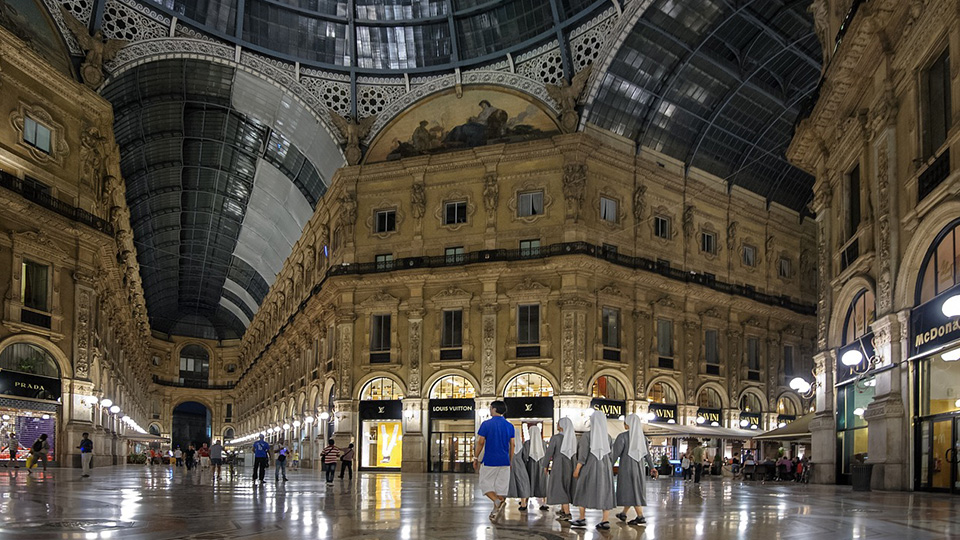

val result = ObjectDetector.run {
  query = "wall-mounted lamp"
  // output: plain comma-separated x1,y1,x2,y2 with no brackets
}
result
942,294,960,318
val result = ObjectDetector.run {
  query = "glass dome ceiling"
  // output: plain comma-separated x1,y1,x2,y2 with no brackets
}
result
146,0,604,72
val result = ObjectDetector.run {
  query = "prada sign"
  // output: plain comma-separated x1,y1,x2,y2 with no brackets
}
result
910,284,960,359
648,403,677,422
0,370,60,402
429,398,475,419
358,399,403,419
591,398,625,419
503,396,554,419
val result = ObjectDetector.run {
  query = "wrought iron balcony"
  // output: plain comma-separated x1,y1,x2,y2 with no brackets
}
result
0,169,113,235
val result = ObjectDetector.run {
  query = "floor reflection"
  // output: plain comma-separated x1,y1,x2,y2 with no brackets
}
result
0,466,955,539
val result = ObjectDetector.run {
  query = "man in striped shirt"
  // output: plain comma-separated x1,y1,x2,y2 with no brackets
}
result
321,439,341,485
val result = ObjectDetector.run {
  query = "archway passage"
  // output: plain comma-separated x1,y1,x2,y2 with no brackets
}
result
172,401,211,451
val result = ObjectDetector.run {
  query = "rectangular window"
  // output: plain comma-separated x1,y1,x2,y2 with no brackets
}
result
600,196,618,222
601,307,620,349
747,336,760,372
375,209,397,233
743,244,756,267
23,116,52,153
518,190,544,217
225,404,233,419
654,215,671,239
444,246,465,264
519,239,540,257
441,309,463,349
778,257,792,278
517,304,540,345
923,48,952,158
444,201,467,225
375,253,394,270
705,329,719,365
657,319,673,357
848,165,861,237
783,345,795,377
21,260,49,312
370,314,391,352
701,232,717,255
23,176,51,196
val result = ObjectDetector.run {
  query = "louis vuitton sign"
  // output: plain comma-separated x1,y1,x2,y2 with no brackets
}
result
0,370,60,402
429,398,475,419
359,399,403,419
503,397,554,419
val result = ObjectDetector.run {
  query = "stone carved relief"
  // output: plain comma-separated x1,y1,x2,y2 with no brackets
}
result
60,6,127,89
561,310,576,393
337,193,358,237
75,288,91,379
411,182,426,220
632,183,646,222
726,221,738,250
727,330,742,394
329,113,376,165
633,311,650,399
876,139,893,314
575,311,587,393
79,125,107,190
682,205,695,240
562,163,587,221
481,306,497,395
408,316,423,397
482,174,498,220
816,218,829,349
545,64,592,133
683,321,696,398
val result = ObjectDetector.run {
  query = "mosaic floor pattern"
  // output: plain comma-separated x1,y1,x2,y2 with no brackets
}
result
0,465,956,539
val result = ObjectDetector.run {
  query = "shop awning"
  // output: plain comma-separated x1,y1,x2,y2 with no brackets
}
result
752,414,813,442
124,433,169,443
641,422,756,440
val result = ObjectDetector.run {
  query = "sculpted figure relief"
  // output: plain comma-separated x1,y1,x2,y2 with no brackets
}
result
545,64,592,133
60,7,127,89
329,113,376,166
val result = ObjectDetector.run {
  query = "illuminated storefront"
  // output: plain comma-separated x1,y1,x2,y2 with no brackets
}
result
428,375,476,473
0,342,61,463
503,373,554,441
835,289,876,484
591,375,627,436
358,378,404,470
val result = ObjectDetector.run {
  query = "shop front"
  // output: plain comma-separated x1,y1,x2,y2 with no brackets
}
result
912,282,960,493
591,375,627,436
503,373,555,441
428,375,477,473
834,288,876,484
0,342,62,464
357,377,405,470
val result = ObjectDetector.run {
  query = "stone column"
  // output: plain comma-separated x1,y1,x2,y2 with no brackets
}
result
809,350,836,484
558,295,591,396
402,307,426,472
863,313,908,490
811,176,833,352
333,308,356,444
872,87,900,317
632,310,651,401
480,302,498,396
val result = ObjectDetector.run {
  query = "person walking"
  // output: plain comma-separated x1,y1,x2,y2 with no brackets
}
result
691,440,706,484
173,446,183,467
291,450,300,471
198,443,211,470
473,400,515,522
209,439,224,478
338,443,355,480
570,410,616,530
184,445,196,471
525,425,549,511
274,444,289,482
320,439,341,485
27,434,50,474
507,427,531,511
613,414,658,525
3,431,18,468
544,417,577,522
77,432,93,478
252,435,270,484
681,453,691,481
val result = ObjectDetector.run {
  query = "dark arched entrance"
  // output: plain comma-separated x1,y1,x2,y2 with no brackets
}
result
172,401,211,451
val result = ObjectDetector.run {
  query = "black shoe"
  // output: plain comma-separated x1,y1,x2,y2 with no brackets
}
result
518,506,528,512
81,474,89,478
570,519,586,528
616,512,628,522
539,505,549,511
283,477,288,481
596,521,610,530
628,517,647,525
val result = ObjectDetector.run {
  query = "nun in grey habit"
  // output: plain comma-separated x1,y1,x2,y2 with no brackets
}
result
571,410,617,530
507,431,532,509
524,425,548,508
612,413,658,525
544,417,577,520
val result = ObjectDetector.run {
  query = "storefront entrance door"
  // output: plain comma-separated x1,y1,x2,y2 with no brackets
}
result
918,416,960,493
429,429,475,473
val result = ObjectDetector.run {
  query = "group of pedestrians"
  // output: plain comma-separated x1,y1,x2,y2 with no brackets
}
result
171,441,226,476
476,403,659,531
679,441,707,483
250,434,354,485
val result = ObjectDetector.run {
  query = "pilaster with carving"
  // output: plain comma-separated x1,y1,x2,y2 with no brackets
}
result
682,320,698,399
561,163,587,222
335,309,356,399
811,179,833,350
632,310,650,399
873,121,898,315
727,329,742,396
73,272,97,380
558,295,590,393
407,307,424,397
480,303,498,396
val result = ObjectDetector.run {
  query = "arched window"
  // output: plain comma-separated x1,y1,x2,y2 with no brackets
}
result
843,290,875,345
148,424,161,436
0,342,59,378
591,375,626,400
360,377,404,400
740,393,763,413
649,382,678,404
223,427,235,440
430,375,476,399
179,345,209,387
697,387,723,409
504,373,553,397
917,219,960,304
777,397,798,416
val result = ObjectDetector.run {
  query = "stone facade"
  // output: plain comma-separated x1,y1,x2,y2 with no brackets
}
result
234,133,817,471
788,0,960,490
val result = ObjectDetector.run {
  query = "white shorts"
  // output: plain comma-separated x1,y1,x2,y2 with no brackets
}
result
478,465,510,496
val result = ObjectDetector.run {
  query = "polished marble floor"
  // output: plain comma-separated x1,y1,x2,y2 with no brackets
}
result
0,464,956,539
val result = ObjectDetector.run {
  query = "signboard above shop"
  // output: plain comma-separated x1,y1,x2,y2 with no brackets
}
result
429,398,475,419
648,403,677,423
591,398,625,418
0,370,61,402
911,283,960,359
503,396,554,419
359,399,403,420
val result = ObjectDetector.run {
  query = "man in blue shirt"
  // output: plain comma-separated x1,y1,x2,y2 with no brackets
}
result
474,400,514,521
252,435,270,484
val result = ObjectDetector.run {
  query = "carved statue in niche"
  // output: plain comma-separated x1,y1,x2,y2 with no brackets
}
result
410,182,425,220
337,193,357,234
79,126,106,189
726,221,738,250
545,64,593,134
682,205,695,239
562,163,587,220
60,7,127,89
808,0,830,66
483,174,498,217
632,184,646,222
329,113,376,166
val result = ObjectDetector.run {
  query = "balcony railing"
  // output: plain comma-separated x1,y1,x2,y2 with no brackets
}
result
327,241,815,315
0,169,113,235
918,147,950,202
152,375,235,390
